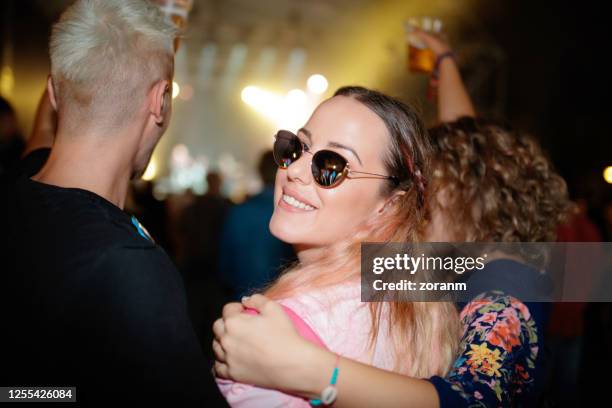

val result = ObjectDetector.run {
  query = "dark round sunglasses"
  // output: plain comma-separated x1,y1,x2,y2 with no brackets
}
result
272,130,398,189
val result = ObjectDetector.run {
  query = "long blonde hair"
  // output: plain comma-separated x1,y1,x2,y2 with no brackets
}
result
265,86,460,378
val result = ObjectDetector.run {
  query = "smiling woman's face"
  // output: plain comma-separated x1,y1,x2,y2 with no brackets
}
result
269,95,392,248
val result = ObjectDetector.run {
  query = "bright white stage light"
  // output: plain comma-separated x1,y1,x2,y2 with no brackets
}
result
241,86,259,105
142,160,157,181
242,86,316,132
286,89,307,105
307,74,328,94
604,166,612,184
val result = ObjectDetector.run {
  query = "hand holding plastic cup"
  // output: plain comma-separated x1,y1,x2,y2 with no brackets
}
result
151,0,194,51
404,17,443,74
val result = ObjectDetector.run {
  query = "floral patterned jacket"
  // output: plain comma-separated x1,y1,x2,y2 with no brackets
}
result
429,290,547,408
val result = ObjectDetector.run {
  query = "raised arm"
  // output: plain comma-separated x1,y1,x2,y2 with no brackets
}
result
22,85,56,157
412,28,476,122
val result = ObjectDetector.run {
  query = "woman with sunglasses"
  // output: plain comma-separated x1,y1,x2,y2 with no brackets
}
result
214,31,572,407
215,85,462,407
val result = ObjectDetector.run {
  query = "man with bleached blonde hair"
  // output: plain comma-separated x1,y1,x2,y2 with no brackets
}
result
0,0,227,405
42,0,176,193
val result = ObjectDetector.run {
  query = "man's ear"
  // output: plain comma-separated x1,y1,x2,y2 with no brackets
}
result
149,79,170,126
46,76,58,111
378,190,406,214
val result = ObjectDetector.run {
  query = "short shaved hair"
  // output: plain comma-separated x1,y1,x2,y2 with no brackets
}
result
50,0,178,129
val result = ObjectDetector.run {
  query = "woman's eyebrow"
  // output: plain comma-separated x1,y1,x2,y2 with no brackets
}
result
327,141,363,166
299,127,363,166
297,128,312,143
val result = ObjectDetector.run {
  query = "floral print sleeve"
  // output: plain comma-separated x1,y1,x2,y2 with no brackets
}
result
429,292,544,408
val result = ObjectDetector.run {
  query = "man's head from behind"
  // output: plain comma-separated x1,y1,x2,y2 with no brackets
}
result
49,0,178,178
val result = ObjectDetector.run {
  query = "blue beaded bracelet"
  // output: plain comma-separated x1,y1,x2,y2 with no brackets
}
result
309,354,340,406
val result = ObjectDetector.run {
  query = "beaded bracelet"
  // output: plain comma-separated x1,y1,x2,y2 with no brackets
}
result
309,354,341,406
432,51,456,79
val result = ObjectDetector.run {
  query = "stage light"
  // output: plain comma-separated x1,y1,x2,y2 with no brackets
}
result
286,89,307,105
241,85,284,121
221,44,248,90
241,85,316,132
285,48,307,86
0,65,14,96
604,166,612,184
142,160,157,181
255,47,277,78
277,89,311,131
171,144,191,168
307,74,328,94
241,86,259,105
172,81,180,99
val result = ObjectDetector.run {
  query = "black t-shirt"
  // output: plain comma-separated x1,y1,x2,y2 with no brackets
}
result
0,174,227,406
0,135,25,175
17,147,51,177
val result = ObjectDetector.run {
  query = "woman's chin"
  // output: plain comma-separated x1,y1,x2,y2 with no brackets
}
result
270,225,298,244
270,218,308,245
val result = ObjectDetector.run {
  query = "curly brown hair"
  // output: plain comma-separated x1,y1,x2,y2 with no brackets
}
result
428,116,573,243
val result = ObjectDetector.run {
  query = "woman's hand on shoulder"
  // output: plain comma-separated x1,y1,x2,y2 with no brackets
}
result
213,294,318,393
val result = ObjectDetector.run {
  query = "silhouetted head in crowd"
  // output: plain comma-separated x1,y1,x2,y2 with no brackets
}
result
206,172,223,197
46,0,177,179
0,96,25,173
258,150,276,187
0,96,19,143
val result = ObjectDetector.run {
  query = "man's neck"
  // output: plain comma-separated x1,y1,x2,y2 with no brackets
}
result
32,131,135,209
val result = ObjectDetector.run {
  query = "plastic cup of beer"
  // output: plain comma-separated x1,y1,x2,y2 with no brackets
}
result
151,0,194,50
404,17,442,74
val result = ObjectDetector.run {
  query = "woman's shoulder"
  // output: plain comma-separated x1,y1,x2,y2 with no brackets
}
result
460,292,531,320
460,291,548,328
458,291,544,363
278,280,363,317
277,281,376,359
